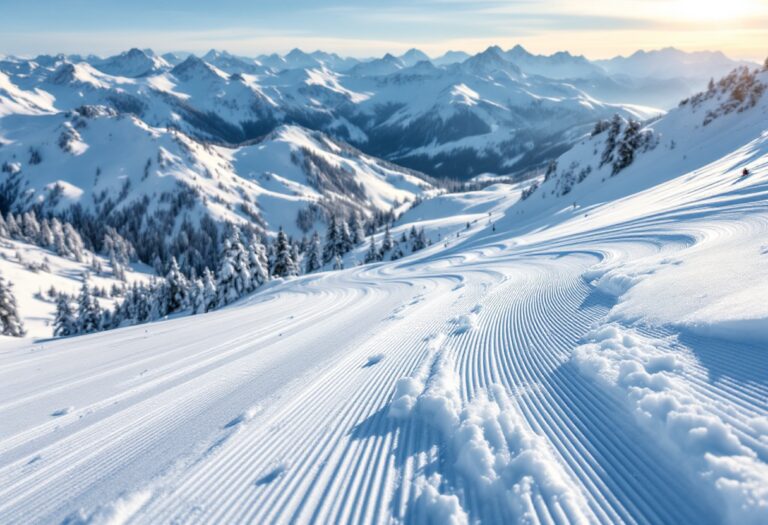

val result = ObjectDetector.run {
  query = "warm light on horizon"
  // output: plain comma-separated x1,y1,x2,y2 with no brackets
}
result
0,0,766,62
670,0,764,21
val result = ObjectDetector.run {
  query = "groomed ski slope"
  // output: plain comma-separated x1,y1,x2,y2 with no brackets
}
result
1,107,767,523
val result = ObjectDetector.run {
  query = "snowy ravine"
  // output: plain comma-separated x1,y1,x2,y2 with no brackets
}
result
0,72,767,524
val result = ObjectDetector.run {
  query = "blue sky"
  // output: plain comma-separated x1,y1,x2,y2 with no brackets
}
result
1,0,765,60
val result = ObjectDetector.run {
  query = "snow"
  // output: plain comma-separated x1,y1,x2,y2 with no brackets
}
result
0,238,151,337
572,325,768,524
0,54,766,525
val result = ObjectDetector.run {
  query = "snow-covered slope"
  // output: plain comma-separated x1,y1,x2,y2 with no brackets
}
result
0,64,766,524
0,108,434,243
0,237,151,337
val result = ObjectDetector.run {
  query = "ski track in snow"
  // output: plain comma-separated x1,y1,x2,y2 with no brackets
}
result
1,149,768,523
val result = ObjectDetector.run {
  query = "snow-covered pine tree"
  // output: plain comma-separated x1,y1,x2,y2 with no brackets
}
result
76,279,101,334
5,213,20,238
201,267,217,313
291,242,302,273
600,114,623,168
390,241,404,261
216,229,251,306
148,279,170,320
272,228,298,278
381,224,393,253
411,228,427,252
338,220,353,255
333,254,343,270
323,215,340,264
53,294,77,337
364,234,380,263
99,308,113,332
613,119,643,175
247,239,270,289
165,257,189,312
102,227,137,266
39,219,54,248
0,276,25,337
305,231,323,273
110,251,126,281
63,223,85,262
189,278,204,315
349,213,365,245
22,211,41,241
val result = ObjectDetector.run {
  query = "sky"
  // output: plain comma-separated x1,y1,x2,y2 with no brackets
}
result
0,0,766,61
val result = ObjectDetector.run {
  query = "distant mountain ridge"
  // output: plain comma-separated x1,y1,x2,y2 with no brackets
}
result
0,45,753,183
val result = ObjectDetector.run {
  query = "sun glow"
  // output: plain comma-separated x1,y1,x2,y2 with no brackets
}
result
669,0,762,21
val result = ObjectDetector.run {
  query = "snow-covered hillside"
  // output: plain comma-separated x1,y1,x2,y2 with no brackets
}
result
0,103,434,275
0,63,766,524
0,236,151,337
0,108,432,235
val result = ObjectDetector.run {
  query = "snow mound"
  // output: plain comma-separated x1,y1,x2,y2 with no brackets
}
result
391,350,590,523
573,325,768,523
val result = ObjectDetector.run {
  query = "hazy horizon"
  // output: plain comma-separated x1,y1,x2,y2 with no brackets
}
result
1,0,766,62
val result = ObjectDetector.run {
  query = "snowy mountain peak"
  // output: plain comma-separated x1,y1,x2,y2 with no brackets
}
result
170,55,227,81
46,62,108,87
399,48,431,67
92,48,169,78
507,44,532,58
462,46,521,77
433,50,471,66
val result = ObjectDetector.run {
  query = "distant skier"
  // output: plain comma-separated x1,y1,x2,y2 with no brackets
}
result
742,167,750,177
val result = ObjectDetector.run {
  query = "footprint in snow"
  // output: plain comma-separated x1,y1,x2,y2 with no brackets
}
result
364,354,385,367
224,406,262,428
255,464,287,486
51,407,73,417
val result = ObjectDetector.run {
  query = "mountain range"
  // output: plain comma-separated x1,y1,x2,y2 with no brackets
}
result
1,45,752,183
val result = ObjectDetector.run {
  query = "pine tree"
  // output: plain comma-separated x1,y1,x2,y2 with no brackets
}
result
63,223,85,262
272,228,298,278
216,229,251,306
165,256,189,312
333,254,343,270
76,279,101,334
148,279,169,321
600,114,623,168
39,219,54,248
323,215,340,264
53,294,77,337
390,241,404,261
613,119,642,175
189,278,204,315
411,228,427,252
247,239,270,289
0,276,25,337
110,251,126,281
0,213,7,237
291,242,302,273
22,211,40,241
5,213,20,238
339,220,353,255
364,234,380,263
349,213,365,245
305,231,323,273
201,268,217,312
381,224,393,253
